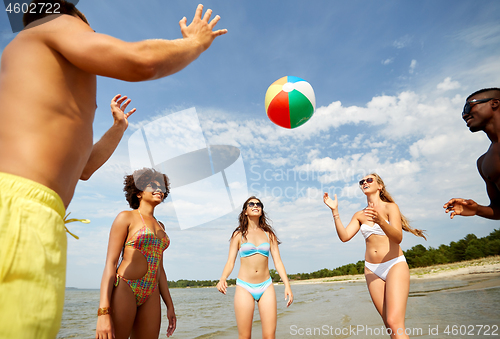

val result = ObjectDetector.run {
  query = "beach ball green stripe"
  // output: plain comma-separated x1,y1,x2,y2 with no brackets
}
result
288,90,314,128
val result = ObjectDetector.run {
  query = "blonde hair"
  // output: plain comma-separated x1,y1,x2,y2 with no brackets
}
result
369,173,426,240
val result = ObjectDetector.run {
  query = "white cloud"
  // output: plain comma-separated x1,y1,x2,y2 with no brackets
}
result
382,58,394,65
393,35,412,49
437,77,461,91
409,59,417,74
453,23,500,47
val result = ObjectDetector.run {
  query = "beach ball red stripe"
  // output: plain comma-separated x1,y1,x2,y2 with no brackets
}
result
267,90,291,128
265,76,315,129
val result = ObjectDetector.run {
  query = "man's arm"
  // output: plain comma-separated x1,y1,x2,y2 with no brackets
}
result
45,5,227,82
444,157,500,220
80,94,135,180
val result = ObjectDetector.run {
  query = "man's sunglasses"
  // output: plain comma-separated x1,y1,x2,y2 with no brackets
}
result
359,177,374,186
248,202,263,208
462,98,497,117
145,181,166,193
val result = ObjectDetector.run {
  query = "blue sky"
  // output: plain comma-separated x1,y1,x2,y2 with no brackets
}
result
1,0,500,288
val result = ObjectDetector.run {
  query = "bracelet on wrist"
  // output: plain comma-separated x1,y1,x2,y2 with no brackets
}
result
333,214,340,220
97,307,111,316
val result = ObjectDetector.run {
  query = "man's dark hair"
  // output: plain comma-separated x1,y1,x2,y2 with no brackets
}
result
467,88,500,100
23,0,88,27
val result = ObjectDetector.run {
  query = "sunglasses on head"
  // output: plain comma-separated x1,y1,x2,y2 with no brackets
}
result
247,202,263,208
145,181,166,193
462,98,497,117
359,177,374,186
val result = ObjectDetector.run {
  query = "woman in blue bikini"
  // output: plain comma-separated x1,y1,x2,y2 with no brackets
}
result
323,173,425,339
217,196,293,339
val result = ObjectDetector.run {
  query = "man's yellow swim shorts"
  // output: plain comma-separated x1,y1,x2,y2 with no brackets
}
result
0,172,66,339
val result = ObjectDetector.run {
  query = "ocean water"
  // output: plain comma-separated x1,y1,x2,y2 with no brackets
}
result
57,274,500,338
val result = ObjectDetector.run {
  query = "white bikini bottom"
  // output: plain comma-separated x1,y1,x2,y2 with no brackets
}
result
364,255,406,281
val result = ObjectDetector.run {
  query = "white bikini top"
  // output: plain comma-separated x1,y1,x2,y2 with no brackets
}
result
360,222,387,239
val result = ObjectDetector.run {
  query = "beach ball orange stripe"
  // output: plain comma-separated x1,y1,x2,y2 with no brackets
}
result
265,76,316,129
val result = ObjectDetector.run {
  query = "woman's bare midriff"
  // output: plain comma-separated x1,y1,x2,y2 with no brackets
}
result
117,247,149,281
364,235,404,263
238,256,271,283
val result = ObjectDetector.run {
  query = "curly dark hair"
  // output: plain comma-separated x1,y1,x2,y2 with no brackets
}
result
231,196,281,244
123,168,170,209
23,0,89,27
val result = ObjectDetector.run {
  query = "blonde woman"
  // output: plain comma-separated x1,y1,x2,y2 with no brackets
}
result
324,173,425,339
217,196,293,339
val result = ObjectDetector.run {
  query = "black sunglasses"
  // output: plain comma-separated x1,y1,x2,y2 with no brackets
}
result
462,98,497,117
247,202,263,208
359,177,374,186
145,181,166,193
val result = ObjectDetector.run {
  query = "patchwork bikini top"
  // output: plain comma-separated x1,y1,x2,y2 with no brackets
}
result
360,222,387,239
239,232,270,258
125,210,170,259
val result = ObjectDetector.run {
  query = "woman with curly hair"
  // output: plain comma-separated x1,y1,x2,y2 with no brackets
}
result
96,168,176,339
323,173,426,339
217,196,293,339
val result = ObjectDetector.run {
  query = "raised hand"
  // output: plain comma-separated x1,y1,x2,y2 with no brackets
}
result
179,4,228,51
110,94,136,130
323,192,338,211
443,198,479,219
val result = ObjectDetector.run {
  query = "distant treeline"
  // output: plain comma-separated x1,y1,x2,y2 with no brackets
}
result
167,229,500,287
167,279,234,288
405,228,500,268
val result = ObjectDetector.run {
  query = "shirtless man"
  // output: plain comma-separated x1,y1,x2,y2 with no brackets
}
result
444,88,500,220
0,1,227,337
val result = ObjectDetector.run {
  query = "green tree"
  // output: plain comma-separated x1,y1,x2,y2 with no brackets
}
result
270,269,281,282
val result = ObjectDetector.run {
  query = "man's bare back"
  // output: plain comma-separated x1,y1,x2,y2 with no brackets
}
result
0,15,97,206
0,7,227,207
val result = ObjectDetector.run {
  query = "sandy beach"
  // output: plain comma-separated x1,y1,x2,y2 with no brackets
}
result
288,256,500,285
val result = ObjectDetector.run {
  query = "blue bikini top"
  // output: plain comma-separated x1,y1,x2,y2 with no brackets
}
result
239,232,270,258
360,222,388,239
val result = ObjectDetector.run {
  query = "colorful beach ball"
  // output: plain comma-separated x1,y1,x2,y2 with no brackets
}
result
265,76,316,129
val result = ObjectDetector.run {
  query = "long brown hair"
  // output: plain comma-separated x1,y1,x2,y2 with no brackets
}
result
231,196,281,244
370,173,426,240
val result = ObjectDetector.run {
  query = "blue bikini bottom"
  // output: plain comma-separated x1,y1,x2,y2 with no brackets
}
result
236,277,273,301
